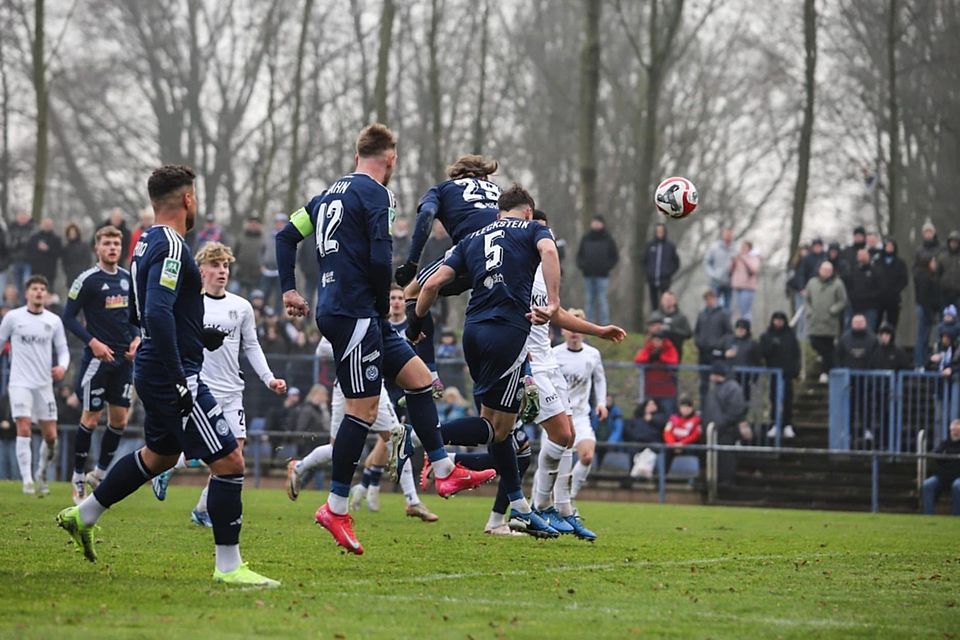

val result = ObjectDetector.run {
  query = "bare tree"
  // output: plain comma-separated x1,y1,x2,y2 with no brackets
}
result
578,0,601,230
427,0,443,179
885,0,902,242
0,1,10,221
284,0,315,214
30,0,46,221
374,0,395,124
790,0,817,268
471,0,490,153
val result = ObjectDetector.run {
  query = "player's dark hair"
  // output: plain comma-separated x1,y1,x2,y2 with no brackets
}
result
497,183,535,213
147,165,196,204
95,225,123,242
446,155,498,180
533,209,548,223
25,274,48,290
356,123,397,158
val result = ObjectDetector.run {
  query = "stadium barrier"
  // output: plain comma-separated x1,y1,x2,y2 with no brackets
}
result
828,369,960,453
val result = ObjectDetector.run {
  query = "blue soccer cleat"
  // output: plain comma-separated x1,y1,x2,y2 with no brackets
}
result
537,506,575,534
190,509,213,528
563,514,597,542
151,470,172,501
508,509,559,539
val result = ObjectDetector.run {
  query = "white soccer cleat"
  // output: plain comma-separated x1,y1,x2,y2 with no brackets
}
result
22,480,35,495
484,523,523,537
285,460,302,502
348,484,367,512
72,472,87,505
366,486,380,512
85,470,104,491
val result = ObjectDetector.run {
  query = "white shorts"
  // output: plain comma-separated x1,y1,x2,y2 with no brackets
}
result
219,396,246,440
572,413,596,446
331,383,398,438
532,366,572,423
9,385,57,422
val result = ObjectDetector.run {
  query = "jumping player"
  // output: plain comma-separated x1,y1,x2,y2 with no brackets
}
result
0,275,69,495
62,225,140,504
411,183,560,536
57,165,277,587
150,242,287,526
276,124,493,554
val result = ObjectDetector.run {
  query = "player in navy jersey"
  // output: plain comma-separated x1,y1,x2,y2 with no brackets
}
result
394,155,502,389
409,183,562,536
62,225,141,504
58,165,277,588
276,124,494,555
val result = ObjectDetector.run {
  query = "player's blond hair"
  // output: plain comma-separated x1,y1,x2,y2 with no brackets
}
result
95,225,123,243
194,241,235,266
567,308,586,320
356,123,397,158
446,155,498,180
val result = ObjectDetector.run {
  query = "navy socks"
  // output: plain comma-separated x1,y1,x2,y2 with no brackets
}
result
74,425,93,474
98,425,123,471
330,415,372,498
208,474,244,546
92,450,154,508
441,417,494,446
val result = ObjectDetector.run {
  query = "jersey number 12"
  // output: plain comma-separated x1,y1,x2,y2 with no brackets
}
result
316,200,343,257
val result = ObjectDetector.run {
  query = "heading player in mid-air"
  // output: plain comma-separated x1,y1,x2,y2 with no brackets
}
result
62,225,140,504
57,165,277,587
410,183,561,536
0,275,69,496
150,241,287,527
276,124,494,555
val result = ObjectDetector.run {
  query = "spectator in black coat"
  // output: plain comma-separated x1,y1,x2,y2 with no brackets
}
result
875,239,908,330
798,238,826,291
724,318,762,403
847,249,883,329
656,290,693,361
760,311,800,438
916,222,941,263
643,223,679,311
826,241,850,285
921,419,960,515
576,215,619,325
701,361,749,486
840,225,867,274
27,218,63,289
869,323,910,371
914,254,942,368
836,313,878,369
7,210,35,295
61,224,93,287
627,399,668,443
928,330,959,379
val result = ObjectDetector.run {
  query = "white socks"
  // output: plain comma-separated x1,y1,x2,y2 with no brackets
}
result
509,496,532,514
78,494,107,526
297,443,333,475
174,453,188,470
400,461,419,506
555,448,575,516
431,455,454,479
215,544,242,574
196,483,209,513
571,459,591,499
16,436,32,482
533,438,565,510
327,492,349,515
486,510,505,530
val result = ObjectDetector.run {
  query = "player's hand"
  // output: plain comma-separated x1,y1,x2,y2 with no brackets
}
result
596,405,609,421
283,290,309,318
405,309,425,344
201,325,229,351
598,325,626,343
125,337,141,361
394,261,418,287
269,378,288,395
172,377,194,417
526,303,558,325
51,366,66,382
89,338,115,363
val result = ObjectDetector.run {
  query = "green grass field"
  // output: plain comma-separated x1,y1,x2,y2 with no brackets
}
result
1,481,958,639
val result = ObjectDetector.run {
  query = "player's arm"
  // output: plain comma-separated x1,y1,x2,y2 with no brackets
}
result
143,252,187,384
368,196,394,318
591,351,608,419
63,275,115,362
528,236,561,325
409,264,456,343
396,188,440,285
240,301,286,395
551,308,626,343
276,205,313,317
52,317,70,381
0,312,11,345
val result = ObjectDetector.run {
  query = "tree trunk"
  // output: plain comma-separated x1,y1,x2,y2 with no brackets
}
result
789,0,817,265
31,0,46,222
428,0,443,179
471,0,489,154
578,0,601,230
0,7,9,222
886,0,901,242
285,0,315,213
374,0,395,124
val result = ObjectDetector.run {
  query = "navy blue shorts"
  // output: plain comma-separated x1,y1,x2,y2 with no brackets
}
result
135,374,237,463
75,351,133,411
462,322,529,413
318,316,416,399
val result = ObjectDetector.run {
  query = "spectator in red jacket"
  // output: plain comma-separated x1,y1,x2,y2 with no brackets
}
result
663,395,702,472
635,328,679,417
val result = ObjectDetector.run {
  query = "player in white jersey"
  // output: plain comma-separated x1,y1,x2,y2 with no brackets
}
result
553,309,608,504
285,332,439,522
0,275,70,495
150,242,287,526
522,210,624,539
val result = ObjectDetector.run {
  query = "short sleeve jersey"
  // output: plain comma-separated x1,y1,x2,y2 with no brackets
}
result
444,218,555,333
290,173,395,319
130,225,205,380
65,266,136,352
418,178,501,243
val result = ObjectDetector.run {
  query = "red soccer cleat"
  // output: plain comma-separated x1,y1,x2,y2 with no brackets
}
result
315,504,364,555
419,453,432,491
434,464,497,499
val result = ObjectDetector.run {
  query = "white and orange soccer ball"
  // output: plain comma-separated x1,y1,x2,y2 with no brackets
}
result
654,176,698,220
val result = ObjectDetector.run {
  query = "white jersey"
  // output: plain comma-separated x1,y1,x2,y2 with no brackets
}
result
201,292,275,400
0,306,69,388
552,342,606,418
525,266,558,372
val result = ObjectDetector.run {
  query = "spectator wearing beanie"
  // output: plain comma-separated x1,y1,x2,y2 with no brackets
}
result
841,225,867,274
730,240,762,322
875,238,908,330
940,231,960,309
916,222,941,263
643,222,680,311
869,323,910,371
939,305,960,344
826,241,850,285
836,313,878,370
760,311,800,439
929,330,959,378
724,318,762,403
798,238,826,291
913,254,942,368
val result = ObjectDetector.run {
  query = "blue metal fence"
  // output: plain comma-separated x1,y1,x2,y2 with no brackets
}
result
829,369,960,452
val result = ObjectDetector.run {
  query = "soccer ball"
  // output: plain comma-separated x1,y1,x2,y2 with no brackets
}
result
654,176,698,220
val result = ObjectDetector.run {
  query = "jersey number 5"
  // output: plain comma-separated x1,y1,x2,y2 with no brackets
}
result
316,200,343,257
484,230,504,271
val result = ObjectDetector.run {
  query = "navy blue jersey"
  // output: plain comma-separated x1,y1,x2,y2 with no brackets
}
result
444,218,554,333
130,225,204,382
418,178,500,244
62,266,137,353
285,173,395,319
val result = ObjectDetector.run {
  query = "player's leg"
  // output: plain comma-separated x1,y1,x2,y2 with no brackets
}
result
570,417,597,499
531,412,576,534
91,366,133,484
33,385,59,497
193,397,245,527
288,383,342,500
351,437,387,512
72,354,104,502
11,386,35,493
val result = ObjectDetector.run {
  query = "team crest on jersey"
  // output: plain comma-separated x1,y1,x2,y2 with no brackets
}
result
515,388,524,401
215,418,229,436
159,258,181,290
365,365,379,381
229,309,238,321
120,279,130,291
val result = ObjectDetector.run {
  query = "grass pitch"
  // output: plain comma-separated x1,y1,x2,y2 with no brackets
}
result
0,481,958,639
